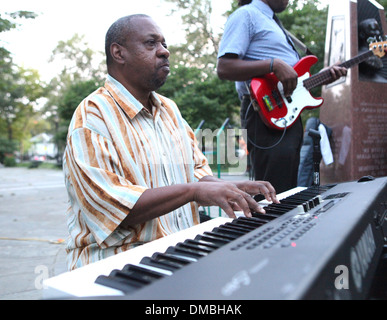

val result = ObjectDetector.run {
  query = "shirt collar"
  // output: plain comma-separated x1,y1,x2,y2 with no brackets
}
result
253,0,274,18
104,74,162,119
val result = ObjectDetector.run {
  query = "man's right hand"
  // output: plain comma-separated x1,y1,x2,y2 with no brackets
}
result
272,58,298,98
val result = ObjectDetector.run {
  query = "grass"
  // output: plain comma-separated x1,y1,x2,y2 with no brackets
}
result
15,161,62,170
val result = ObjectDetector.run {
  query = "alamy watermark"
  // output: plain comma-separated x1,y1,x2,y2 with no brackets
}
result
34,265,50,289
194,128,248,173
334,265,349,290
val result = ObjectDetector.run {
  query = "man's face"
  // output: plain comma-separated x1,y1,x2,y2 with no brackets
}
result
121,17,170,92
265,0,289,13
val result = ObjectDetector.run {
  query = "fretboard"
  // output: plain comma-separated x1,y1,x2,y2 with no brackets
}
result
303,50,374,90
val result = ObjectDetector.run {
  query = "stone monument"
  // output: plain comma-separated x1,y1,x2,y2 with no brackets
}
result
319,0,387,184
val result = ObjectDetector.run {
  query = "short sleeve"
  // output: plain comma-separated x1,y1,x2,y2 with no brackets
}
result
217,9,252,59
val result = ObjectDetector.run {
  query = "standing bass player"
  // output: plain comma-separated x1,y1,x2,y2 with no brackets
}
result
217,0,347,195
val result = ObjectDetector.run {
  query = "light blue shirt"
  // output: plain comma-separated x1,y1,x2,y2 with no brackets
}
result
218,0,299,98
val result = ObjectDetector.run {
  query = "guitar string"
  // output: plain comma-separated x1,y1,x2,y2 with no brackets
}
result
263,49,375,104
251,46,382,110
258,72,328,111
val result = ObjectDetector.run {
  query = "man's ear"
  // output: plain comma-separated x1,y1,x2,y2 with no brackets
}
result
110,43,126,64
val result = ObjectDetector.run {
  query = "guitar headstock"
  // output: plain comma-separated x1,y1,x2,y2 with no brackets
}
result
368,36,387,58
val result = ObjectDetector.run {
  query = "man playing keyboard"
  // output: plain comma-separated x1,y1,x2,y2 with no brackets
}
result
63,14,279,270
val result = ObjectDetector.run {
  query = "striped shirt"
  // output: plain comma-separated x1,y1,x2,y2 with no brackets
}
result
63,75,212,270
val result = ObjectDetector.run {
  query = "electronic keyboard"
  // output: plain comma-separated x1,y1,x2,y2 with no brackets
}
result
43,177,387,300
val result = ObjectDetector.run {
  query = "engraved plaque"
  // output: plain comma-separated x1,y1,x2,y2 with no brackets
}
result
319,0,387,184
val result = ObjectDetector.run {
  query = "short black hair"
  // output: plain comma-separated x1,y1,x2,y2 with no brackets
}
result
105,14,150,66
238,0,252,6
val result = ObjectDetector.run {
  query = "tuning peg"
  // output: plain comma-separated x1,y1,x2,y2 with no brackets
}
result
367,36,376,44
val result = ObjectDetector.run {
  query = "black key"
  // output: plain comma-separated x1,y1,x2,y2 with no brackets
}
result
288,194,312,201
203,231,235,242
232,217,263,229
212,226,245,238
175,242,211,255
219,224,249,234
184,238,220,250
241,216,270,225
252,211,278,220
224,222,254,233
264,203,303,215
140,256,180,272
95,265,164,294
195,233,230,246
267,202,299,211
152,252,192,266
95,274,140,294
281,197,308,205
237,217,265,228
120,264,164,284
281,199,309,211
165,245,202,260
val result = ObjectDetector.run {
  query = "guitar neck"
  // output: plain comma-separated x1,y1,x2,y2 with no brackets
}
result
304,50,374,90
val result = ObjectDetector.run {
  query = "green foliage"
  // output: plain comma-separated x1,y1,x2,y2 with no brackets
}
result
49,34,106,84
53,79,102,153
42,34,106,154
58,79,101,121
158,64,239,130
4,155,16,167
0,10,37,37
3,0,386,163
378,0,387,19
163,0,334,129
163,0,241,129
165,0,220,69
0,11,46,162
279,0,328,72
0,138,18,163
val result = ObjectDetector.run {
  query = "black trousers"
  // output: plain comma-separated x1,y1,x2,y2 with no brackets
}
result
241,95,304,195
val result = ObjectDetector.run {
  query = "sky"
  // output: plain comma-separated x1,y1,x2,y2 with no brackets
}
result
1,0,231,82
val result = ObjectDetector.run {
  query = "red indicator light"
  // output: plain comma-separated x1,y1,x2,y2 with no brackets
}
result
291,242,297,247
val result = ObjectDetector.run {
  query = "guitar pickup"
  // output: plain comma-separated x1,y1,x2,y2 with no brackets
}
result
271,90,284,108
262,95,274,112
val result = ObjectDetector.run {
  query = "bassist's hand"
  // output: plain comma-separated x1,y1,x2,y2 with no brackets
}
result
272,59,299,98
321,63,347,85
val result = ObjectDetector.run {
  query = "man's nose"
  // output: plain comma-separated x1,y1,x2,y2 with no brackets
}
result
157,43,170,59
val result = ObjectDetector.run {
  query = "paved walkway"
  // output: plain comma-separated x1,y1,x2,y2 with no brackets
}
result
0,167,249,300
0,167,68,299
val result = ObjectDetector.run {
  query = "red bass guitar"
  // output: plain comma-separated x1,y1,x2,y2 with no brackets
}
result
249,37,387,130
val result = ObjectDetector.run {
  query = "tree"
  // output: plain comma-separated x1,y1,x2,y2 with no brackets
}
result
279,0,328,74
378,0,387,19
165,0,222,69
159,65,239,130
158,0,239,130
53,79,101,152
43,34,105,155
0,11,46,163
160,0,332,130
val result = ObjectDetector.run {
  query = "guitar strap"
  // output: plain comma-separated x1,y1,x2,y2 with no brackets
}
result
243,16,313,98
242,14,314,137
287,31,315,56
273,14,314,56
